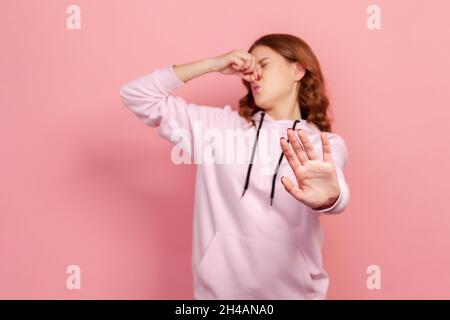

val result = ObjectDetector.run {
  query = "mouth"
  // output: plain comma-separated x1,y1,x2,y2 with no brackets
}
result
252,85,261,93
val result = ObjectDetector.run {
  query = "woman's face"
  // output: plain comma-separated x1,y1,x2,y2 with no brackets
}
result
249,46,304,110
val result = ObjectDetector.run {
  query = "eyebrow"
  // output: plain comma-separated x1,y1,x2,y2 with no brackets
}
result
257,57,271,64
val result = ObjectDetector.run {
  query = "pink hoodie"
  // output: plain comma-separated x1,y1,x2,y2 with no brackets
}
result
119,64,350,300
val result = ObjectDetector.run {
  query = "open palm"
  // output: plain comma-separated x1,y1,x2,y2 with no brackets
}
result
280,128,341,210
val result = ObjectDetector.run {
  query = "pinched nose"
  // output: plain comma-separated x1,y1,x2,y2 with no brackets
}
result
250,72,261,83
254,67,262,81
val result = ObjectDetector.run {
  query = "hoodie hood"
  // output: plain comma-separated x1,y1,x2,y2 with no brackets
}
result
250,110,319,133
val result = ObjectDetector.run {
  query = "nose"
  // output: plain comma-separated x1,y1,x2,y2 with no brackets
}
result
251,68,261,83
255,66,261,78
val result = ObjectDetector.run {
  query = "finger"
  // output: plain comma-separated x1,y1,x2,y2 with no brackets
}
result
231,60,244,71
281,176,305,202
243,57,252,71
247,56,256,74
296,129,318,160
244,59,256,81
230,64,240,72
230,56,246,72
321,132,333,162
234,55,255,82
236,48,253,61
235,51,252,70
241,68,254,82
251,58,259,80
243,56,256,81
280,137,303,175
287,128,308,165
242,73,253,82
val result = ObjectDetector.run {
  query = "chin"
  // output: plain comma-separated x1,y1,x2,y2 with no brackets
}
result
254,97,266,109
255,100,270,111
255,102,265,110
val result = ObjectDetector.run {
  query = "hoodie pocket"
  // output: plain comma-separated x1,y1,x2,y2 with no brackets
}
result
196,231,315,299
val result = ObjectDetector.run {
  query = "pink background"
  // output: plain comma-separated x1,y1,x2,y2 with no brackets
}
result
1,0,450,299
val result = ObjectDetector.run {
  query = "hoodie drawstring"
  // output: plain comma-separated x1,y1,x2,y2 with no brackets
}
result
241,111,300,206
241,111,265,198
271,119,300,206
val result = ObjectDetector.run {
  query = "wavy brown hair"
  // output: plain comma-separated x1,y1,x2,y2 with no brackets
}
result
239,33,334,132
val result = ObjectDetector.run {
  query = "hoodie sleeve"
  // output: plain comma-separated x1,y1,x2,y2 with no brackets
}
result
311,133,350,215
119,64,234,156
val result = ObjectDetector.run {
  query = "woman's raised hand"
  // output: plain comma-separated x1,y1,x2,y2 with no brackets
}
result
280,129,341,210
209,49,260,82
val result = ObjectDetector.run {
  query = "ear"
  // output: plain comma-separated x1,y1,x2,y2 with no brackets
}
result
293,62,306,81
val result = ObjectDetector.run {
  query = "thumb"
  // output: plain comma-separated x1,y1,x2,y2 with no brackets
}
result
281,176,305,202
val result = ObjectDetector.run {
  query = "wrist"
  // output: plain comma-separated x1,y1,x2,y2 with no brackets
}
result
313,189,340,211
202,58,216,73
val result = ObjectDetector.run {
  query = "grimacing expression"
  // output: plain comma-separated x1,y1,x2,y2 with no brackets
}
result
249,46,305,110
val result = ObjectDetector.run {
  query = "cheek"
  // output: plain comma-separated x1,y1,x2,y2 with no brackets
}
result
277,73,294,93
265,74,289,96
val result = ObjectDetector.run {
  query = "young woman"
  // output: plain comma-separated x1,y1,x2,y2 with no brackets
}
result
120,33,350,300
